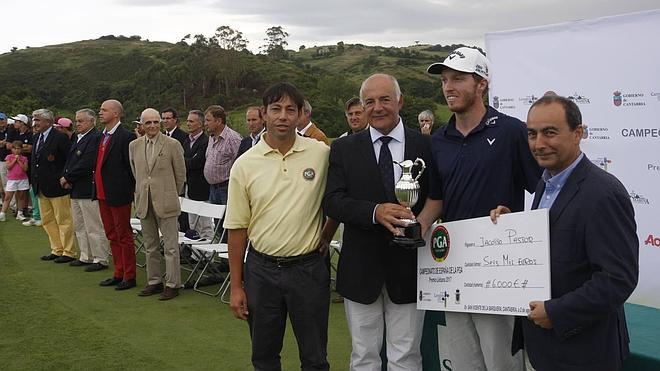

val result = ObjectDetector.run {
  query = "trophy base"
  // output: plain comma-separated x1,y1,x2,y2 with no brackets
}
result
392,222,426,249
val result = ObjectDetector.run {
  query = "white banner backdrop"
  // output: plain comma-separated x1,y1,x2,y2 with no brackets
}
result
485,9,660,308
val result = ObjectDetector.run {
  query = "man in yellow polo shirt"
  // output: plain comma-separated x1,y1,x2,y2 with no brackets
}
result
224,82,332,371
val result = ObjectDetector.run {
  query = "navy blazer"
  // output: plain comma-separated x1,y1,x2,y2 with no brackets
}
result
168,126,188,148
513,156,638,371
183,132,209,201
93,124,136,207
236,136,253,158
323,126,430,305
63,128,101,199
30,128,71,197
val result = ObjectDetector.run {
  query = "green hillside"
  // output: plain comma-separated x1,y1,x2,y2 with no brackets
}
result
0,38,466,137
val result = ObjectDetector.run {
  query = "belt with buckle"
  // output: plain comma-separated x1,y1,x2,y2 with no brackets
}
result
249,248,319,267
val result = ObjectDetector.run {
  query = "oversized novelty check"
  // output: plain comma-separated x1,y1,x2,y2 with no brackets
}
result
417,209,551,316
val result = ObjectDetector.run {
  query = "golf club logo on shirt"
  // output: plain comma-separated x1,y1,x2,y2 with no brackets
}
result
484,116,498,126
431,225,451,262
303,168,315,180
487,138,496,146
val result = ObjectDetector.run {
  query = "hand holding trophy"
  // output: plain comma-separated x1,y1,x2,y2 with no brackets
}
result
392,158,426,249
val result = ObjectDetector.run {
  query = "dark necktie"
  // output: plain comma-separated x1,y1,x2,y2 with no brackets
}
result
36,134,45,158
378,136,395,202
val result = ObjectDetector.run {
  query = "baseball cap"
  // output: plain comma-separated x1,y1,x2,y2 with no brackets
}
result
7,118,14,125
0,112,6,120
427,47,491,82
55,117,73,128
11,114,29,124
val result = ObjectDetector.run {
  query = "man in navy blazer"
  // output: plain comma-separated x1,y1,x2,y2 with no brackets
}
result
31,109,76,263
61,108,109,271
95,99,137,291
491,95,638,371
324,74,430,370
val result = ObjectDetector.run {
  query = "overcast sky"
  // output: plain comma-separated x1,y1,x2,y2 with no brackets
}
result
2,0,658,54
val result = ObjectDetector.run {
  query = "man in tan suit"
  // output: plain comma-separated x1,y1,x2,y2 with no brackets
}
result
296,100,330,145
129,108,186,300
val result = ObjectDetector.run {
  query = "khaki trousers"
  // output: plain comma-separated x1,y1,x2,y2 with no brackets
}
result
39,194,76,257
71,198,109,264
140,198,181,288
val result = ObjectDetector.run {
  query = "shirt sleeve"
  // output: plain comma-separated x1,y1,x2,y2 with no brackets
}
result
223,163,251,229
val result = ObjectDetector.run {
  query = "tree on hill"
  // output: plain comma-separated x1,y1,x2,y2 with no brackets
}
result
261,26,289,59
215,26,248,51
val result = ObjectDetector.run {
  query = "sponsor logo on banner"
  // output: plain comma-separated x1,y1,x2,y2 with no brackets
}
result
621,128,660,138
651,92,660,101
648,163,660,174
419,290,432,302
592,156,612,172
629,191,650,205
519,94,539,105
613,90,646,107
644,234,660,248
431,225,451,262
493,96,515,110
567,92,591,104
583,125,610,140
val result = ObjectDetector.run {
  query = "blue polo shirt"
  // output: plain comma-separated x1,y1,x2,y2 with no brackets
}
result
428,106,541,222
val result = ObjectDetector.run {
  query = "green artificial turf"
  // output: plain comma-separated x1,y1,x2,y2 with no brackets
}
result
0,217,351,370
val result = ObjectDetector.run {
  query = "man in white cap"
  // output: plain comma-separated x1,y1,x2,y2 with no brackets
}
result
416,47,542,371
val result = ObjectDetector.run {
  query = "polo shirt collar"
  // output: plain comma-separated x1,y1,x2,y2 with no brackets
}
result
442,106,499,139
255,131,306,156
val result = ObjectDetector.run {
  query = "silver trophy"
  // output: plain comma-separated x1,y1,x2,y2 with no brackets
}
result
392,158,426,249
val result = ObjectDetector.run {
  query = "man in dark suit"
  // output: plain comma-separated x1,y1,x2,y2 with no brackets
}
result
32,109,76,263
236,106,265,158
60,108,109,271
491,95,638,371
95,99,137,291
324,73,430,370
161,107,189,232
183,110,213,239
161,107,188,146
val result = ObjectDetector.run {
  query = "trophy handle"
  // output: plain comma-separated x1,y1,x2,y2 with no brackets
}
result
413,158,426,181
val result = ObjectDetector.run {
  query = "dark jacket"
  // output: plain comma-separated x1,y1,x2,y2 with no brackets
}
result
513,156,638,371
31,128,71,197
183,132,210,201
323,126,430,304
63,128,101,199
93,124,136,206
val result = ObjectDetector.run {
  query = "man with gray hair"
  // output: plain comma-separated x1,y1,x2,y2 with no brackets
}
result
31,108,77,263
296,99,329,145
60,109,110,271
324,73,430,370
417,109,434,135
130,108,186,300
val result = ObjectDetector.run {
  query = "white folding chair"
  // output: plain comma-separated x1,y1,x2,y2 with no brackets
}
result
180,202,228,290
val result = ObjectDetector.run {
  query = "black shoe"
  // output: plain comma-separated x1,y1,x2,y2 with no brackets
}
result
85,263,108,272
41,254,59,261
54,256,76,264
115,279,137,291
69,259,91,267
99,277,122,286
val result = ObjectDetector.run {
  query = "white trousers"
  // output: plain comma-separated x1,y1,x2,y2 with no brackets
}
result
344,287,424,371
71,198,109,264
437,312,523,371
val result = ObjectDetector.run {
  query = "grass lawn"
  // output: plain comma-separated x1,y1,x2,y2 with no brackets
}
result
0,216,352,370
